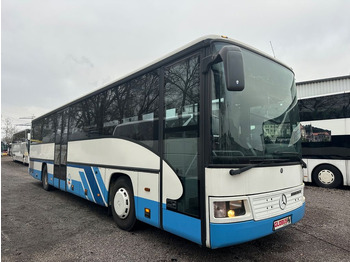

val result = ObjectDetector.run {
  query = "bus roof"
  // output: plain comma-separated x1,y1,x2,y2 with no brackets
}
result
33,35,293,122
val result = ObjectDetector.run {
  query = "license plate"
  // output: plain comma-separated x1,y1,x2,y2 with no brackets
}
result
273,216,291,231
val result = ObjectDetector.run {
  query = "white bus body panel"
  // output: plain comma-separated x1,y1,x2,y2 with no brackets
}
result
68,139,159,169
67,138,183,204
11,142,29,164
30,143,55,160
206,165,303,196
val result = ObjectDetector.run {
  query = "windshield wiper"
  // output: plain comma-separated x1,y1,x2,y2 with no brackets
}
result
273,151,307,168
229,159,278,176
229,164,259,176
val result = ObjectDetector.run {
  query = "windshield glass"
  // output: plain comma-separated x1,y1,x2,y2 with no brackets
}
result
210,43,301,165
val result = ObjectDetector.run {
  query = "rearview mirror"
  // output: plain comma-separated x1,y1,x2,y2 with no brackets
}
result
202,45,245,91
218,46,245,91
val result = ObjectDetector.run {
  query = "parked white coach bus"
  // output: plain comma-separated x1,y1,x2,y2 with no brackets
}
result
11,129,30,164
29,35,305,248
297,75,350,188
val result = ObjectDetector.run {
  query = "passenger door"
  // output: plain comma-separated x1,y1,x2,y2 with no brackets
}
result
53,110,69,189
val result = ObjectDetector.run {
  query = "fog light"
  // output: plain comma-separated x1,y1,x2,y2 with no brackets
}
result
227,209,235,218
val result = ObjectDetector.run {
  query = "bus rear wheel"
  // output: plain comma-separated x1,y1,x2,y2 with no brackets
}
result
312,164,343,188
110,177,136,231
42,165,52,191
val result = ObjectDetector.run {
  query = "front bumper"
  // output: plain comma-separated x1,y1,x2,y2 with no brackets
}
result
209,202,305,249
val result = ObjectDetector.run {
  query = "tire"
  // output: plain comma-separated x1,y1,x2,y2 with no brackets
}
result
312,164,343,188
110,177,137,231
42,165,52,191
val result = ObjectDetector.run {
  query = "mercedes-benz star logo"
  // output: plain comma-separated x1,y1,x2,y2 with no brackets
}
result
279,194,287,210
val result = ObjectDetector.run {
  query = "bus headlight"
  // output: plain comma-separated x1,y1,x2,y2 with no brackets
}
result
213,200,246,218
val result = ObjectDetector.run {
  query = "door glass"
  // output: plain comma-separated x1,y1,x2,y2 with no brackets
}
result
163,54,200,217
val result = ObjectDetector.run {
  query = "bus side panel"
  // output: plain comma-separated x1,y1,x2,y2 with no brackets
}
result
29,160,54,183
135,172,160,228
29,160,42,181
162,204,201,245
47,162,54,186
66,163,162,229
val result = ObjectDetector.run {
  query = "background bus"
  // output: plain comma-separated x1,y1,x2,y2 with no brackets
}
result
11,129,30,164
29,35,305,248
297,75,350,188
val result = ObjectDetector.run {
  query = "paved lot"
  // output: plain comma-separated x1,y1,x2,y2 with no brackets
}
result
1,156,350,261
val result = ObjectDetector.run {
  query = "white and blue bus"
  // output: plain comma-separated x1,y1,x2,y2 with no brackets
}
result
297,75,350,188
29,35,305,249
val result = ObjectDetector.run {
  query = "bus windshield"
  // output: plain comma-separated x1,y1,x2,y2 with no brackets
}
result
210,44,301,165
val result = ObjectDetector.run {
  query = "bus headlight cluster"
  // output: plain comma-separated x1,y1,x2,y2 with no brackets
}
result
213,200,246,218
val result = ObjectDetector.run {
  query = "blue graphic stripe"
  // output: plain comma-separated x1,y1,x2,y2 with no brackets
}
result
83,167,104,206
93,167,108,205
79,171,94,201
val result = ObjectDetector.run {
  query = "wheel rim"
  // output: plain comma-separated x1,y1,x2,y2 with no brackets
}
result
114,188,130,219
318,169,335,184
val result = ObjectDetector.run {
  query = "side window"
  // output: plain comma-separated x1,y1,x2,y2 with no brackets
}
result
163,54,200,217
31,119,43,144
68,71,160,152
42,117,55,143
69,93,107,140
299,93,350,121
109,71,160,152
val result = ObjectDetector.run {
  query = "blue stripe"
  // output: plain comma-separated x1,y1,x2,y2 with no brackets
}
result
210,203,306,249
68,180,84,197
54,178,59,188
93,167,108,205
48,173,54,185
60,180,66,191
79,171,94,201
82,166,104,206
67,164,105,206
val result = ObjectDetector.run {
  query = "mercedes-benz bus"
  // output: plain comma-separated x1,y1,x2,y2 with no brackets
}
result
29,35,305,248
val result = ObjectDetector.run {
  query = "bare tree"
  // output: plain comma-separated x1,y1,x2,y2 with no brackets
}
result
1,117,18,144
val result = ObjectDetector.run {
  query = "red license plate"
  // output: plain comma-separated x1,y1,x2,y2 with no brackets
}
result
273,216,291,231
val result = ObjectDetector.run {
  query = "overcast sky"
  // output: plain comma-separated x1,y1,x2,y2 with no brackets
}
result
2,0,350,131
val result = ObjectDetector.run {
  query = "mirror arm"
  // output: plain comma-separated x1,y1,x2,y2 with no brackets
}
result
201,55,222,74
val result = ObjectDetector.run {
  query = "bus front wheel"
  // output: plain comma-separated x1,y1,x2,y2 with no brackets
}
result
312,164,343,188
110,177,136,231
